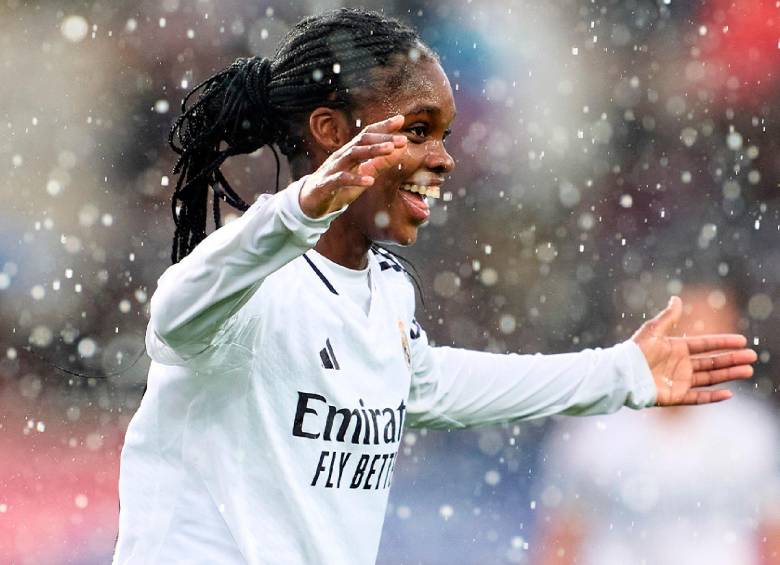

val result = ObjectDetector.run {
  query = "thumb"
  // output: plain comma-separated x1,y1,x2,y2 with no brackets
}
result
645,296,682,336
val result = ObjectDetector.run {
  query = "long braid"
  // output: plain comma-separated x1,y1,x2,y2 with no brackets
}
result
167,8,434,263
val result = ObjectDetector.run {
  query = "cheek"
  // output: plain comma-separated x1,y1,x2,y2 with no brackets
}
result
348,184,394,227
368,147,426,207
350,146,428,229
398,146,427,176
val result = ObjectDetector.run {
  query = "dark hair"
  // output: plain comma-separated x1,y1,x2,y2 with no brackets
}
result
168,7,435,263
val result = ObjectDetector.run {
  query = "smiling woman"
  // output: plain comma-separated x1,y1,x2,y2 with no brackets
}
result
308,59,456,259
113,7,757,565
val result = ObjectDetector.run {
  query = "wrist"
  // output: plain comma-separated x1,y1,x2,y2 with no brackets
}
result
297,176,322,219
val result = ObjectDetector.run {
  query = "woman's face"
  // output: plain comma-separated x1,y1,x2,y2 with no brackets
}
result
343,58,456,246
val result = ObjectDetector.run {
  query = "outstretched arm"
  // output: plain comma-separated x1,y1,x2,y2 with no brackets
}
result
406,297,756,428
406,338,657,429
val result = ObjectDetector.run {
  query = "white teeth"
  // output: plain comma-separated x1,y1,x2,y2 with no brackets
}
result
400,184,441,199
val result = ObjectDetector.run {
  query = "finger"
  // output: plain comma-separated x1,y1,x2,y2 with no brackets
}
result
351,132,407,147
362,114,405,134
357,149,405,178
329,131,407,162
643,296,683,336
685,334,748,354
332,142,397,170
692,364,754,387
675,388,733,405
320,170,374,191
690,349,758,372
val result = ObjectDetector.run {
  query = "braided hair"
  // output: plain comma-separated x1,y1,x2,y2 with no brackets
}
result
168,8,435,263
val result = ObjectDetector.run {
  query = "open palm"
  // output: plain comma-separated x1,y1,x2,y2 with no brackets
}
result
632,297,757,406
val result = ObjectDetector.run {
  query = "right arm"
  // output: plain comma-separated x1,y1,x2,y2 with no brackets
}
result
148,179,338,360
148,115,408,361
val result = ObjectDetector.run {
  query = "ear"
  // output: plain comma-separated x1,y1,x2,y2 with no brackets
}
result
308,107,353,153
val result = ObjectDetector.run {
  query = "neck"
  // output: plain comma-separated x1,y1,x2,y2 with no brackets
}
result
289,145,327,181
314,215,372,270
290,155,314,181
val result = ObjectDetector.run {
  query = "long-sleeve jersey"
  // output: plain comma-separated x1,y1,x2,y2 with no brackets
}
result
113,177,657,565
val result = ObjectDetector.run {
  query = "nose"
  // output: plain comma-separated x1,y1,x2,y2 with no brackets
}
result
425,140,455,175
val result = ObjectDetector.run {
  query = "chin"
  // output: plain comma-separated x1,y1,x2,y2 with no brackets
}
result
374,227,419,247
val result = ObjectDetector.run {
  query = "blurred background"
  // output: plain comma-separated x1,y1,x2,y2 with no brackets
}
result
1,0,779,563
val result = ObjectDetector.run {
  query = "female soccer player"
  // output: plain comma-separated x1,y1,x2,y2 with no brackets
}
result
114,8,757,564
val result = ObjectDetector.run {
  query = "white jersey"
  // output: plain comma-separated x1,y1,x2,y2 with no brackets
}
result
113,177,656,565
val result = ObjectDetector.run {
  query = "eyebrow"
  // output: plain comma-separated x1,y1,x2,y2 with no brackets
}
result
405,105,458,121
405,105,439,116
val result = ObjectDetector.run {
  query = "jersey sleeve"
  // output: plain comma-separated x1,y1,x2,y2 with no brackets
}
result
405,318,657,429
147,177,345,363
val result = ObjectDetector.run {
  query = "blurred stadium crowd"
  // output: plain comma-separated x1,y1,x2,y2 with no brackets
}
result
0,0,778,563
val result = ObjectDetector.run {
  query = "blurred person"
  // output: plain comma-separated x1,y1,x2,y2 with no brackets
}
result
113,8,756,565
533,285,780,565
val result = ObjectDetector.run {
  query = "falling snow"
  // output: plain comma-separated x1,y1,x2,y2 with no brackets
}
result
0,1,778,564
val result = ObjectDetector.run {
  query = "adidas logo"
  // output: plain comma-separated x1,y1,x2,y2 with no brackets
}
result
319,338,340,370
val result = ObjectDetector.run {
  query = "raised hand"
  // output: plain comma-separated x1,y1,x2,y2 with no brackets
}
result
298,115,407,218
631,296,757,406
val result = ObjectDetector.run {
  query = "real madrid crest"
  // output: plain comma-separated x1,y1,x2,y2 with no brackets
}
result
397,320,411,371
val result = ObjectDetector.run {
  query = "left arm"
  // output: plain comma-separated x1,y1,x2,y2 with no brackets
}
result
406,297,756,429
406,327,655,429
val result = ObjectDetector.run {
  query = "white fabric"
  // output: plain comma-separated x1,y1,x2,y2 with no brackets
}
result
114,177,656,565
308,249,371,315
538,397,780,565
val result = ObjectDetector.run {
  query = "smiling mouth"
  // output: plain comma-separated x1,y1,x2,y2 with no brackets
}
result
399,183,441,199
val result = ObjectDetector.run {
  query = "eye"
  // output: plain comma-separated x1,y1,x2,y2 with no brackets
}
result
406,124,428,139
